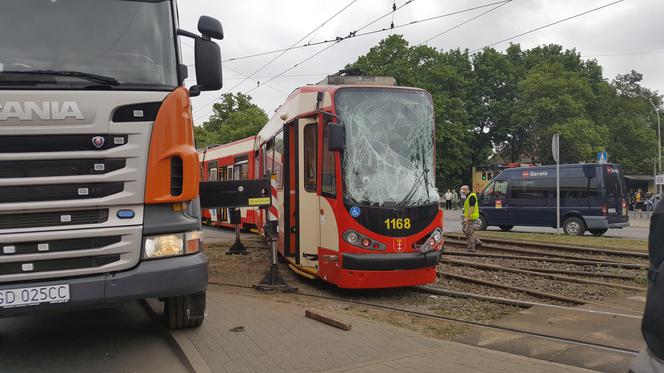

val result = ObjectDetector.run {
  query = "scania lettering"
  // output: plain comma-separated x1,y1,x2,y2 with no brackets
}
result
0,0,224,329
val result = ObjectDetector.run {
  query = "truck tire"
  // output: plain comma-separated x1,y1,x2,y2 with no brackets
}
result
164,292,206,329
589,228,608,237
499,225,514,231
474,215,488,231
563,217,586,236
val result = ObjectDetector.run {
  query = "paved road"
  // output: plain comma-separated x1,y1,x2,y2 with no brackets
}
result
0,301,189,373
441,208,650,240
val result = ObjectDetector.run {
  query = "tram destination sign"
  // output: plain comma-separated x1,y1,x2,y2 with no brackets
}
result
200,179,272,208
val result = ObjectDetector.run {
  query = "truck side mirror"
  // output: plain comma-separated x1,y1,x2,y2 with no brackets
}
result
328,123,345,151
198,16,224,40
194,38,222,92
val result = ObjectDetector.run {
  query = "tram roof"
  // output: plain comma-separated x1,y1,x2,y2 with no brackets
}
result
198,136,256,162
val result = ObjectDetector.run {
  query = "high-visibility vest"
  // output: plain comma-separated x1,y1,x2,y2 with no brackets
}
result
463,192,480,220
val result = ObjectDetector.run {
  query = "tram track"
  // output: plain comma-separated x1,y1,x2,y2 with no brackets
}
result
441,258,645,291
444,238,647,266
444,234,649,258
210,281,640,357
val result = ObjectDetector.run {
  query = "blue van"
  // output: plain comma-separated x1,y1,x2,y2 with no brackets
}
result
476,164,629,236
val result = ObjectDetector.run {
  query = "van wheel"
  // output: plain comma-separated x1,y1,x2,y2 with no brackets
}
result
563,217,586,236
474,215,488,231
499,225,514,231
589,229,608,237
164,292,206,329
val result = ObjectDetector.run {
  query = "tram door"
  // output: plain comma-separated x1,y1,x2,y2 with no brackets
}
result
297,119,320,267
207,162,218,222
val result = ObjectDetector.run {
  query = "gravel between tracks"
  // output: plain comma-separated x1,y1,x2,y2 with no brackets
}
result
443,250,648,286
440,263,623,302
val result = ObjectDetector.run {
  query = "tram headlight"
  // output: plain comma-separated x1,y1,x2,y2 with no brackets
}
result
361,238,371,247
346,231,359,244
432,229,443,243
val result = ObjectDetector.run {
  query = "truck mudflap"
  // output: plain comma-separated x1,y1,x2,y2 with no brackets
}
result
0,252,207,318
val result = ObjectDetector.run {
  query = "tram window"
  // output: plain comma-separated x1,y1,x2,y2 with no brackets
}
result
274,131,284,188
322,124,336,196
304,124,317,192
264,139,274,176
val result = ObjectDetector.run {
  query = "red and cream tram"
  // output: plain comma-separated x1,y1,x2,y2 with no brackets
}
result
255,75,444,288
199,136,260,231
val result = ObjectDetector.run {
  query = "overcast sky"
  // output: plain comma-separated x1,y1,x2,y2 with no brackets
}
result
176,0,664,124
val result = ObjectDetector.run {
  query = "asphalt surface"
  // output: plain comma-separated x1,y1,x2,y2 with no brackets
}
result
441,209,650,240
0,301,189,373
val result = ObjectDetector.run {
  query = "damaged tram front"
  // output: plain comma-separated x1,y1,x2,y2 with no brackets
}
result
255,75,443,288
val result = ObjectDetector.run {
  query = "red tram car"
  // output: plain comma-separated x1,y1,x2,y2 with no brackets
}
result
199,136,260,231
252,75,444,288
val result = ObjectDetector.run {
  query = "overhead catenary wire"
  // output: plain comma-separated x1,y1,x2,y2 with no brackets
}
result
222,0,416,63
241,0,512,96
191,0,362,119
470,0,625,53
417,0,511,46
222,0,361,94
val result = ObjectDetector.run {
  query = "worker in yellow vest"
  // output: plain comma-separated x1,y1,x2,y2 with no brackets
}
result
461,185,482,251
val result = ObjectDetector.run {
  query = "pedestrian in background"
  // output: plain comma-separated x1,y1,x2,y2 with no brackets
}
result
452,189,459,209
460,188,467,208
460,185,482,252
444,189,453,210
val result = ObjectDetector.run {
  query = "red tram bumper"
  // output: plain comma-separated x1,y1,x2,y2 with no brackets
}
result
318,249,442,289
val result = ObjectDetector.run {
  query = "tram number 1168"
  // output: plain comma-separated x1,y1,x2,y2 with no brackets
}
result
384,218,411,230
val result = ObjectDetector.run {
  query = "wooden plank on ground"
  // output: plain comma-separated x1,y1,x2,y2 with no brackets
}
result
305,310,352,331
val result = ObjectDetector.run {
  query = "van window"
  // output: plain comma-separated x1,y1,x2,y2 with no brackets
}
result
511,179,550,199
482,180,507,200
604,167,624,199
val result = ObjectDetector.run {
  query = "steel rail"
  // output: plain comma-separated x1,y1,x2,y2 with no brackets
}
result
441,258,645,291
443,239,646,266
444,234,649,258
442,250,648,269
411,286,642,319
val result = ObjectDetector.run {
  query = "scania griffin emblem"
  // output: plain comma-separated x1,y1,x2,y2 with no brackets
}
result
91,136,105,149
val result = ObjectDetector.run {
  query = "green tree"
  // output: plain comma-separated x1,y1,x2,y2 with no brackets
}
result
194,93,268,148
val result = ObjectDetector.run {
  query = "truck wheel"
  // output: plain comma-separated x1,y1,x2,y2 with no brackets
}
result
164,292,206,329
499,225,514,231
474,215,488,231
589,229,608,237
563,217,586,236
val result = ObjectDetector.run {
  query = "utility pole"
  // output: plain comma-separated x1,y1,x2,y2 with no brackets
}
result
648,98,661,195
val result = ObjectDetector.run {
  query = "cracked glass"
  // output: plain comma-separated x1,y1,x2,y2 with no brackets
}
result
335,88,437,207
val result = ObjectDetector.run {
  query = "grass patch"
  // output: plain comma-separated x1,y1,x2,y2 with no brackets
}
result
471,231,648,251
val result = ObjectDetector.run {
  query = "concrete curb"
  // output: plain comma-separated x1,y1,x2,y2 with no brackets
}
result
142,299,212,373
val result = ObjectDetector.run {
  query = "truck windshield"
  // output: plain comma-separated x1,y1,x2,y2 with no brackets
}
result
335,88,437,207
0,0,178,90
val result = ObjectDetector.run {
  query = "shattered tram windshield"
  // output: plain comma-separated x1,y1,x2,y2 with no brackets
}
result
335,88,438,207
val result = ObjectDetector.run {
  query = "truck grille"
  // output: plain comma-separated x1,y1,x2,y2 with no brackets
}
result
0,134,128,153
0,209,109,230
0,255,121,276
0,159,126,178
0,236,121,256
0,183,123,204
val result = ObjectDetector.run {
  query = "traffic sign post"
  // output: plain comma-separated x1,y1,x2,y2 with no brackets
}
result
552,134,560,234
598,151,608,164
656,174,664,186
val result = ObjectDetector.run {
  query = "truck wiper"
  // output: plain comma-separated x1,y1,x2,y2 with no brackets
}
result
1,70,120,86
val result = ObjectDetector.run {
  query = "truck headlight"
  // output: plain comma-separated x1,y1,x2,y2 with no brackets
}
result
143,230,203,259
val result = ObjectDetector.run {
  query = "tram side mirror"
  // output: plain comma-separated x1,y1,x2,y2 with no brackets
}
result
328,123,345,151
